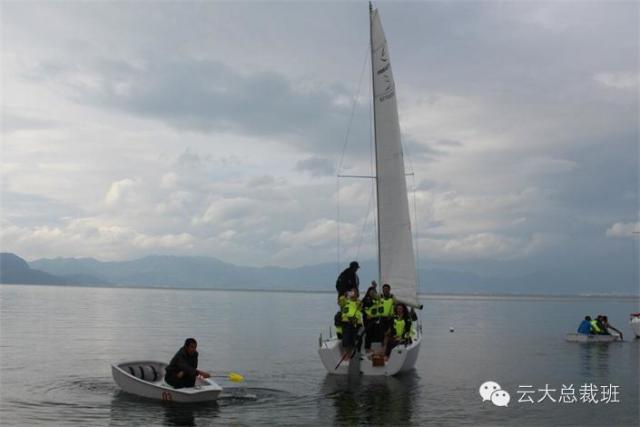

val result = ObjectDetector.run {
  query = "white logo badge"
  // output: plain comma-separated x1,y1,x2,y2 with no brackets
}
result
479,381,510,407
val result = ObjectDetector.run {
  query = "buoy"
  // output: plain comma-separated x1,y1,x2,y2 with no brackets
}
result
449,327,454,333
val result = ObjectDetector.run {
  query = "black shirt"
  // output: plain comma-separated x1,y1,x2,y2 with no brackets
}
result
165,347,198,379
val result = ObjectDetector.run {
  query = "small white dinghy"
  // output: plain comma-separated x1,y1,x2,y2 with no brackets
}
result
630,313,640,338
111,361,222,403
565,333,622,343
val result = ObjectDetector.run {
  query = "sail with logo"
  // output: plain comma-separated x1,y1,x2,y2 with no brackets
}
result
318,3,422,376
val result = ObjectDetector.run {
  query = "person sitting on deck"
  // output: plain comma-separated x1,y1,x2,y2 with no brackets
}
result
577,316,592,335
164,338,210,389
340,290,363,360
362,282,383,353
384,303,412,359
590,316,607,335
379,283,396,336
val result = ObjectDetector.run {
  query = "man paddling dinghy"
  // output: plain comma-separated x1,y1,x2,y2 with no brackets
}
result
165,338,210,388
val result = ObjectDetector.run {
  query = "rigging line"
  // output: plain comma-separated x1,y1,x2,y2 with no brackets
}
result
411,171,422,290
337,43,370,175
355,182,376,261
337,43,369,273
336,174,340,275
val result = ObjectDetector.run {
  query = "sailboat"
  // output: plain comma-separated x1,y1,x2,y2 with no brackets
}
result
318,3,422,376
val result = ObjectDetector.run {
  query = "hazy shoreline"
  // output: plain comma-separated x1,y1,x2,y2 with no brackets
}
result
2,282,638,300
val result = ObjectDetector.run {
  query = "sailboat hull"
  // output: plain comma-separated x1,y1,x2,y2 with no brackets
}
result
318,334,421,376
630,315,640,338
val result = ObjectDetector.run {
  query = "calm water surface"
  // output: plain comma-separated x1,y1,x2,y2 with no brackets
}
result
1,285,638,426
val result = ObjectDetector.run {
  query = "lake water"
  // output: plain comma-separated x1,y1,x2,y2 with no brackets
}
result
0,284,638,426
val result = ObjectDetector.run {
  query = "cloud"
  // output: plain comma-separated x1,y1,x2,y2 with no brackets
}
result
518,157,577,176
196,197,263,227
295,156,335,177
421,232,559,261
278,219,338,247
0,217,196,260
1,112,57,134
606,221,640,239
594,72,639,90
1,1,637,283
26,56,361,157
105,178,139,207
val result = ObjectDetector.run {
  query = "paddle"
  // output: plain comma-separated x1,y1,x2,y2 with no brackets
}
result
208,372,245,382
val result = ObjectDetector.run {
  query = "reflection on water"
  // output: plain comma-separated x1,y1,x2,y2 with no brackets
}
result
109,392,220,427
321,372,421,425
162,402,219,427
579,343,614,379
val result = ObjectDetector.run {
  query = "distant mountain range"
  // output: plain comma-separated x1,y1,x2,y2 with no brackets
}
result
1,252,637,295
0,253,108,286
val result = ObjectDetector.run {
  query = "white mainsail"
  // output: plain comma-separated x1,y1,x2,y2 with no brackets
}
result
370,5,419,307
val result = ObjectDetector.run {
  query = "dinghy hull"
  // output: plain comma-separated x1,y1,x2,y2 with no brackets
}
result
565,333,621,343
111,361,222,403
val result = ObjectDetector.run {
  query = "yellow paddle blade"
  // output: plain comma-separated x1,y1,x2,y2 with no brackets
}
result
228,372,244,382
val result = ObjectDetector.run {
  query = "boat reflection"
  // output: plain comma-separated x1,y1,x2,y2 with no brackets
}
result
109,391,219,426
320,372,421,425
579,342,611,379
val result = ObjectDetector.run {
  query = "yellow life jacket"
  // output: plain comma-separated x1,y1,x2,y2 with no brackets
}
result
393,318,407,339
338,295,348,308
381,296,394,317
365,298,383,318
590,319,602,333
341,300,363,325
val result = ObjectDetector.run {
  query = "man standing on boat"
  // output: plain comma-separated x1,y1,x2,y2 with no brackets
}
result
165,338,210,389
336,261,360,297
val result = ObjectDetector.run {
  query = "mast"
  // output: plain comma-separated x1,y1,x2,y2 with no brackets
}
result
369,2,382,285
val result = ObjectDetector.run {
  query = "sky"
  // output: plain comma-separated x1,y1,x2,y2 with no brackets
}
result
1,1,638,285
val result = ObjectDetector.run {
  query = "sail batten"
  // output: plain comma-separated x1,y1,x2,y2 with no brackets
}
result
370,7,419,307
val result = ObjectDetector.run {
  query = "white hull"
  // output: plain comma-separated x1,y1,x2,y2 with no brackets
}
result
111,360,222,403
318,331,421,376
631,316,640,338
565,333,621,343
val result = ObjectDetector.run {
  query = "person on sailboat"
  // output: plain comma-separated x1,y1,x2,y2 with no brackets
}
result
384,303,412,358
340,290,363,359
334,310,344,339
336,261,360,298
362,283,383,352
164,338,210,389
379,283,396,335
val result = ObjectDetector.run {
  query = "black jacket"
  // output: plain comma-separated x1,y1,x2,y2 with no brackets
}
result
336,267,359,295
165,347,198,379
